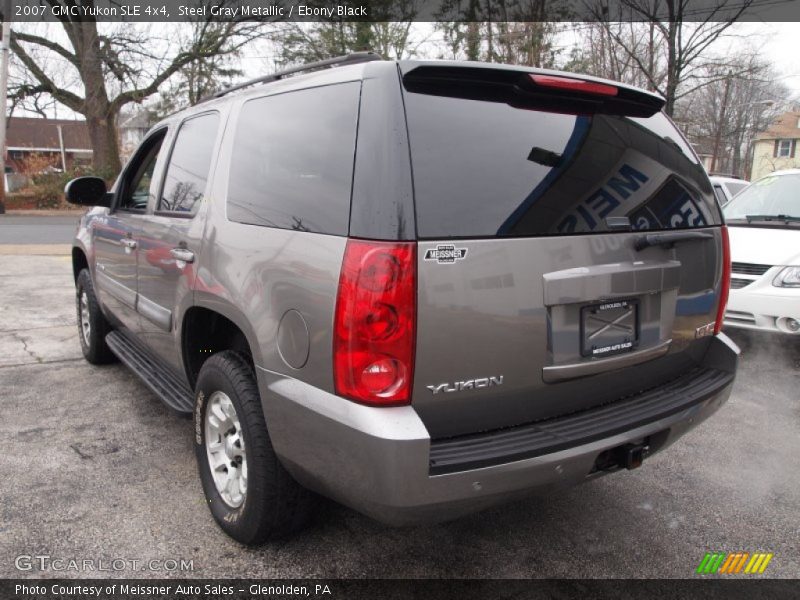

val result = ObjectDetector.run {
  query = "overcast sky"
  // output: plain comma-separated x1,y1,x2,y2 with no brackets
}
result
740,21,800,96
9,20,800,120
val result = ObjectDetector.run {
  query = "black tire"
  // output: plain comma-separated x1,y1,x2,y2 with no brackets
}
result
194,351,314,544
75,269,116,364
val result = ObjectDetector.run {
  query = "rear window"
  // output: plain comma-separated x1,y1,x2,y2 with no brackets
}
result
227,82,360,235
726,182,748,197
403,85,719,239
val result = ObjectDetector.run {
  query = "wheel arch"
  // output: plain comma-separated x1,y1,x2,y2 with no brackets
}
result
71,245,90,283
181,299,262,389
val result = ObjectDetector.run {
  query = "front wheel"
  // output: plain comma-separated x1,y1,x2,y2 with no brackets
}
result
194,351,314,544
75,269,116,364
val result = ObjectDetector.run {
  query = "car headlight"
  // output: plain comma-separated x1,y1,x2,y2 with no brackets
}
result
773,266,800,288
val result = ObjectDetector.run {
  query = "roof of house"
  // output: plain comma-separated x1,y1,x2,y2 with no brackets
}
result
6,117,92,151
755,110,800,141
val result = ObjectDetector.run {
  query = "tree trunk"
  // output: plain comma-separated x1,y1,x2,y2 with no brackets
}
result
664,21,678,116
466,22,481,61
71,22,122,174
85,111,121,175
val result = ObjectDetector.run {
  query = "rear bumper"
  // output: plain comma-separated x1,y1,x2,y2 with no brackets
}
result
258,334,738,526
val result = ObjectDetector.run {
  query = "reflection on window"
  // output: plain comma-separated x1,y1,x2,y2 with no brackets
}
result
129,153,158,210
122,133,164,210
629,178,708,230
226,83,360,236
403,92,717,238
160,112,219,214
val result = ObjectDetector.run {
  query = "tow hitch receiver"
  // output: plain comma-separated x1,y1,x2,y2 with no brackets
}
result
594,442,651,472
622,443,649,470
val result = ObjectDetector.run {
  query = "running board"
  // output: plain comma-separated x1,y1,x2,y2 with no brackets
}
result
106,330,194,415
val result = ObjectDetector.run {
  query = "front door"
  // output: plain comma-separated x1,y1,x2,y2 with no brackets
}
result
93,130,168,332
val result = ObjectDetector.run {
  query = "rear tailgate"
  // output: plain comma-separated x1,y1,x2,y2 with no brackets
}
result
400,63,725,438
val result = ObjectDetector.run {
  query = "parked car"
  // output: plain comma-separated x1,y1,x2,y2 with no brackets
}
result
722,169,800,334
709,175,749,207
67,53,739,544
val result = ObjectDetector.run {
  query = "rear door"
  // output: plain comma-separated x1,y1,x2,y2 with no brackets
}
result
136,111,221,373
400,64,726,438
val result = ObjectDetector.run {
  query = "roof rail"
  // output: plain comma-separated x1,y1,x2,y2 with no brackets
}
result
207,51,384,101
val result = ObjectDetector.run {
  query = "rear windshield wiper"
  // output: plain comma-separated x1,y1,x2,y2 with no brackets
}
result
744,214,800,223
634,230,714,251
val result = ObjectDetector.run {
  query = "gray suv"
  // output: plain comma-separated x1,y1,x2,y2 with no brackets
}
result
67,53,739,544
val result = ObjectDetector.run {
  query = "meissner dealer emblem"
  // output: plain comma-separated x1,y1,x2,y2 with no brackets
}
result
424,244,468,264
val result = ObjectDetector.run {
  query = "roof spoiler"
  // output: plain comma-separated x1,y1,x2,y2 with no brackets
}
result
402,65,664,118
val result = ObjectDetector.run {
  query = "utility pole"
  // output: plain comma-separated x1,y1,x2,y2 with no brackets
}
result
0,1,10,214
710,72,732,175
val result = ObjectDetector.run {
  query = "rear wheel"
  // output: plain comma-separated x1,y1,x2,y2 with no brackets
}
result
194,351,314,544
75,269,116,364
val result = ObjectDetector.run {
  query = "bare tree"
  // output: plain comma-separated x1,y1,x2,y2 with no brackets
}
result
586,0,755,115
275,0,419,64
436,0,569,66
276,21,418,64
676,52,791,177
9,2,263,174
154,21,258,117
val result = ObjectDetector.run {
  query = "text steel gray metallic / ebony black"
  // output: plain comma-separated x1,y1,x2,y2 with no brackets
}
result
68,54,739,542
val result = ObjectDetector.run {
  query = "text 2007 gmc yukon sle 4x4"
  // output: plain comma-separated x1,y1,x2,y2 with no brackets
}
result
67,53,739,544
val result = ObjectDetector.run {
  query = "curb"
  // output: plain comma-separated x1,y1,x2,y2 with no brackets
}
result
2,209,85,216
0,244,71,255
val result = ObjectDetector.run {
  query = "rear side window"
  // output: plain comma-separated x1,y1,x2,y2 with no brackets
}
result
227,82,360,235
159,112,220,215
403,80,719,239
713,185,727,205
726,182,747,197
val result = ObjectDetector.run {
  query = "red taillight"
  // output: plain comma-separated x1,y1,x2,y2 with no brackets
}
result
529,74,618,97
334,240,416,406
714,226,731,334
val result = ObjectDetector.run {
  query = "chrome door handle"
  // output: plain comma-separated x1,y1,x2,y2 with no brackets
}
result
170,248,195,263
121,238,137,250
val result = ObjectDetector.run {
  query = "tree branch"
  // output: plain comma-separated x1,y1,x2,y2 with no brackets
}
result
11,31,79,68
9,33,84,112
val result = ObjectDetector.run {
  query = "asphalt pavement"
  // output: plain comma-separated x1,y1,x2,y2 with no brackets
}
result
0,253,798,579
0,214,81,245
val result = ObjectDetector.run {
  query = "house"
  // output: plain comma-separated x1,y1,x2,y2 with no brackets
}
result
118,110,153,160
5,116,93,173
750,110,800,180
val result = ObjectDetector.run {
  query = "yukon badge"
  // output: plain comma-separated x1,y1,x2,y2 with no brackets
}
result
427,376,504,394
424,244,467,264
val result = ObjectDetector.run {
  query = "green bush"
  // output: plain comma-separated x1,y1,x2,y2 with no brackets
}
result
28,166,116,209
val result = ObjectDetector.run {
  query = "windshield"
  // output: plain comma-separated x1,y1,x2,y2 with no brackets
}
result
723,174,800,220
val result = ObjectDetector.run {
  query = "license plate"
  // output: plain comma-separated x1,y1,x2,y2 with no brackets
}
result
580,299,639,358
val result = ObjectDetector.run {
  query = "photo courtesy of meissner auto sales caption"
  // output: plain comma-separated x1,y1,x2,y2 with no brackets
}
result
16,583,308,597
65,52,739,545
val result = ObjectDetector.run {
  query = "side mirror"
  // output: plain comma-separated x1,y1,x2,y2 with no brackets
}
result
65,176,111,207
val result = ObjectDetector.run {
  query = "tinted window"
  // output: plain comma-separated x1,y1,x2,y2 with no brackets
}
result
403,91,719,239
120,132,165,210
227,83,360,235
159,112,220,214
